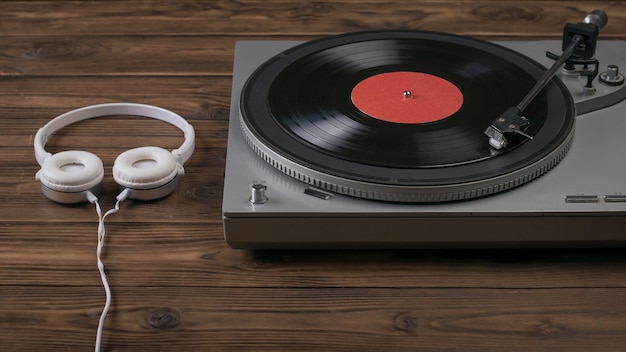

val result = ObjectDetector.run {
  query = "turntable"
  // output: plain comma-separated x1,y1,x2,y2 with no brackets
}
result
222,11,626,249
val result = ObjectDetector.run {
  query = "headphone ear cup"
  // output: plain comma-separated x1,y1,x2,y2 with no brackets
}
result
112,146,180,200
36,150,104,203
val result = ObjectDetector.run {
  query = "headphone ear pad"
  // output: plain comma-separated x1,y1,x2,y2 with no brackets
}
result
112,146,179,193
36,150,104,201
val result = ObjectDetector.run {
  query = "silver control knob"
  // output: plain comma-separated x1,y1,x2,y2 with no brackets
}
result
249,183,268,204
599,64,625,86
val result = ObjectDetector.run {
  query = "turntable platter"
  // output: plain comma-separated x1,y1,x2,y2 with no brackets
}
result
239,30,575,202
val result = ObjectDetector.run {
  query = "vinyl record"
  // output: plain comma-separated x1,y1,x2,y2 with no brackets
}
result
239,30,575,202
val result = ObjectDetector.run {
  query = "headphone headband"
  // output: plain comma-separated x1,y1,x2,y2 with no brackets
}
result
34,103,195,167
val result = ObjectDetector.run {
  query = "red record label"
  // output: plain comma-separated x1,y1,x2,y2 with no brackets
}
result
351,71,464,124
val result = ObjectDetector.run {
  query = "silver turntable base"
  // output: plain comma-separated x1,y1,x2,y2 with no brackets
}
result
222,39,626,249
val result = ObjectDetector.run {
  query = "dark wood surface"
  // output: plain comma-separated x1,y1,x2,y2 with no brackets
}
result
2,1,626,351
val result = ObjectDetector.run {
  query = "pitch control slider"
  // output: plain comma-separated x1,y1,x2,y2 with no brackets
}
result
485,9,608,150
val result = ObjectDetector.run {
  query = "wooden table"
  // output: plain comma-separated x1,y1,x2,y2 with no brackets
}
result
2,1,626,351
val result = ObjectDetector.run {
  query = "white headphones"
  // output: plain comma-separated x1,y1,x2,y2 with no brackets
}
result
34,103,195,203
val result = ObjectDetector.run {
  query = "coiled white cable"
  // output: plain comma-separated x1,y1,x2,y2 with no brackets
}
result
87,189,129,352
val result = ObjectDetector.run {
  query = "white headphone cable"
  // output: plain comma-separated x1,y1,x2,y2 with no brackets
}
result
87,189,130,352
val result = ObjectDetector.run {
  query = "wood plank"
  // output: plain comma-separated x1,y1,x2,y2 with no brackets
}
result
0,1,624,38
0,36,241,76
3,223,626,288
0,76,233,116
2,286,626,351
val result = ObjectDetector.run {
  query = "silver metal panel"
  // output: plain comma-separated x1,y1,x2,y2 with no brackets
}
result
222,39,626,249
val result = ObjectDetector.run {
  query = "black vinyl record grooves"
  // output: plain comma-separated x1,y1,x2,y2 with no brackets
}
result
239,31,575,202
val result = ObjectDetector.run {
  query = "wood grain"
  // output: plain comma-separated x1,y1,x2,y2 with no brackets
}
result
1,1,625,37
3,286,626,351
1,1,626,351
